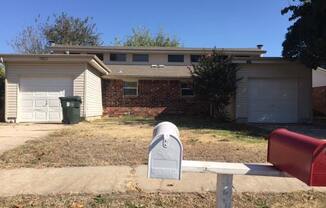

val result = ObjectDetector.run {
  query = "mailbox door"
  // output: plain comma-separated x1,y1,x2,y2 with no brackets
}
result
311,145,326,186
148,134,183,180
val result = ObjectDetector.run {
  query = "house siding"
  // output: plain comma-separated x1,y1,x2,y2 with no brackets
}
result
85,65,103,118
313,86,326,116
236,63,312,123
102,79,211,117
5,63,86,122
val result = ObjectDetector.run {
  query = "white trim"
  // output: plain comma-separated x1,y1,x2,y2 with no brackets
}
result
123,80,138,97
84,66,88,117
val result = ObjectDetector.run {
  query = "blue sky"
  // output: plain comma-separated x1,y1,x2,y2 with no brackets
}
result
0,0,293,56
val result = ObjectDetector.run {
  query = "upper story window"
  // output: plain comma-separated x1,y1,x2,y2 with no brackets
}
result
123,81,138,96
190,55,203,63
110,53,127,62
168,54,184,63
181,81,194,97
132,54,149,62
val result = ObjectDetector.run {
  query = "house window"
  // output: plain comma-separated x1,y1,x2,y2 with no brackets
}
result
168,55,184,63
190,55,203,63
123,81,138,96
181,81,194,97
110,53,127,62
132,54,149,62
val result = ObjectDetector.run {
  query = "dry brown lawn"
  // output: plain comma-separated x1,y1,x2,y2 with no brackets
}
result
0,191,325,208
0,116,268,168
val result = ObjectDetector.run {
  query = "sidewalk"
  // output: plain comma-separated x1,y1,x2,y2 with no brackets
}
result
0,165,325,196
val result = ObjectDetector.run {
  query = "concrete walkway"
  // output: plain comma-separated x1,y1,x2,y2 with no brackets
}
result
0,124,65,154
0,165,325,196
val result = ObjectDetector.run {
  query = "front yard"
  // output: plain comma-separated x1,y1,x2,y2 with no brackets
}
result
0,116,325,208
0,116,268,169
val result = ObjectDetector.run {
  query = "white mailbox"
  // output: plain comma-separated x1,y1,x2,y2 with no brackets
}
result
148,122,183,180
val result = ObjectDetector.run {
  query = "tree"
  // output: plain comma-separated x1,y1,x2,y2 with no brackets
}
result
191,50,240,120
43,13,102,46
11,13,102,54
282,0,326,69
115,27,181,47
11,17,48,54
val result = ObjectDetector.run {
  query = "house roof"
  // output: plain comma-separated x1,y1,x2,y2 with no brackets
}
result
103,64,193,79
0,54,110,75
50,44,266,56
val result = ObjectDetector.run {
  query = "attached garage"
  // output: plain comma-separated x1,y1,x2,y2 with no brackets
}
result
248,78,298,123
19,77,72,122
236,58,312,123
2,54,109,123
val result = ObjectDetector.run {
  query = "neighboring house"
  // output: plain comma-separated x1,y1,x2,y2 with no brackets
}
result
312,67,326,116
1,44,312,124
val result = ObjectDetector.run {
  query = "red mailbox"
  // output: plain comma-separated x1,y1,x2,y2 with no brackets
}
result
268,128,326,186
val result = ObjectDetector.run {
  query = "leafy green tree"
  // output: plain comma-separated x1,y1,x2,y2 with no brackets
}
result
11,13,102,54
191,50,240,120
282,0,326,69
115,27,181,47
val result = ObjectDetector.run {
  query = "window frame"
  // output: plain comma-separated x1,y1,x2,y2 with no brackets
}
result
132,54,149,62
168,54,184,63
180,81,194,97
123,81,138,97
190,54,203,63
110,53,127,62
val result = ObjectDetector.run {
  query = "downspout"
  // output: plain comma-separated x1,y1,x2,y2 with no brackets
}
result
0,57,7,122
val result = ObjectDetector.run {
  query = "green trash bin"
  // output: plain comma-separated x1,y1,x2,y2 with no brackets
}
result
59,96,82,124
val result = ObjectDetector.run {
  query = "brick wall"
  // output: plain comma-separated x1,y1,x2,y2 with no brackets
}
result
313,86,326,116
102,79,210,117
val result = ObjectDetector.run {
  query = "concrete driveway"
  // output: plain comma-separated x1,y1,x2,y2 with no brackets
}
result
253,121,326,139
0,124,65,155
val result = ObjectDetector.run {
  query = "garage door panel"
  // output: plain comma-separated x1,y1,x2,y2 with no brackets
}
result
19,77,72,122
35,111,47,121
21,99,33,108
48,99,61,107
47,92,62,97
248,78,298,123
48,112,61,120
34,92,47,97
35,99,47,107
20,112,33,120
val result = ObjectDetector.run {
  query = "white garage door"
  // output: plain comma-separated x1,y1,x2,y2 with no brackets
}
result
19,77,73,122
248,78,298,123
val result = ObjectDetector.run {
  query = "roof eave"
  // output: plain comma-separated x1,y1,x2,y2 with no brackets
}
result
103,74,192,80
0,54,110,75
50,44,266,55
